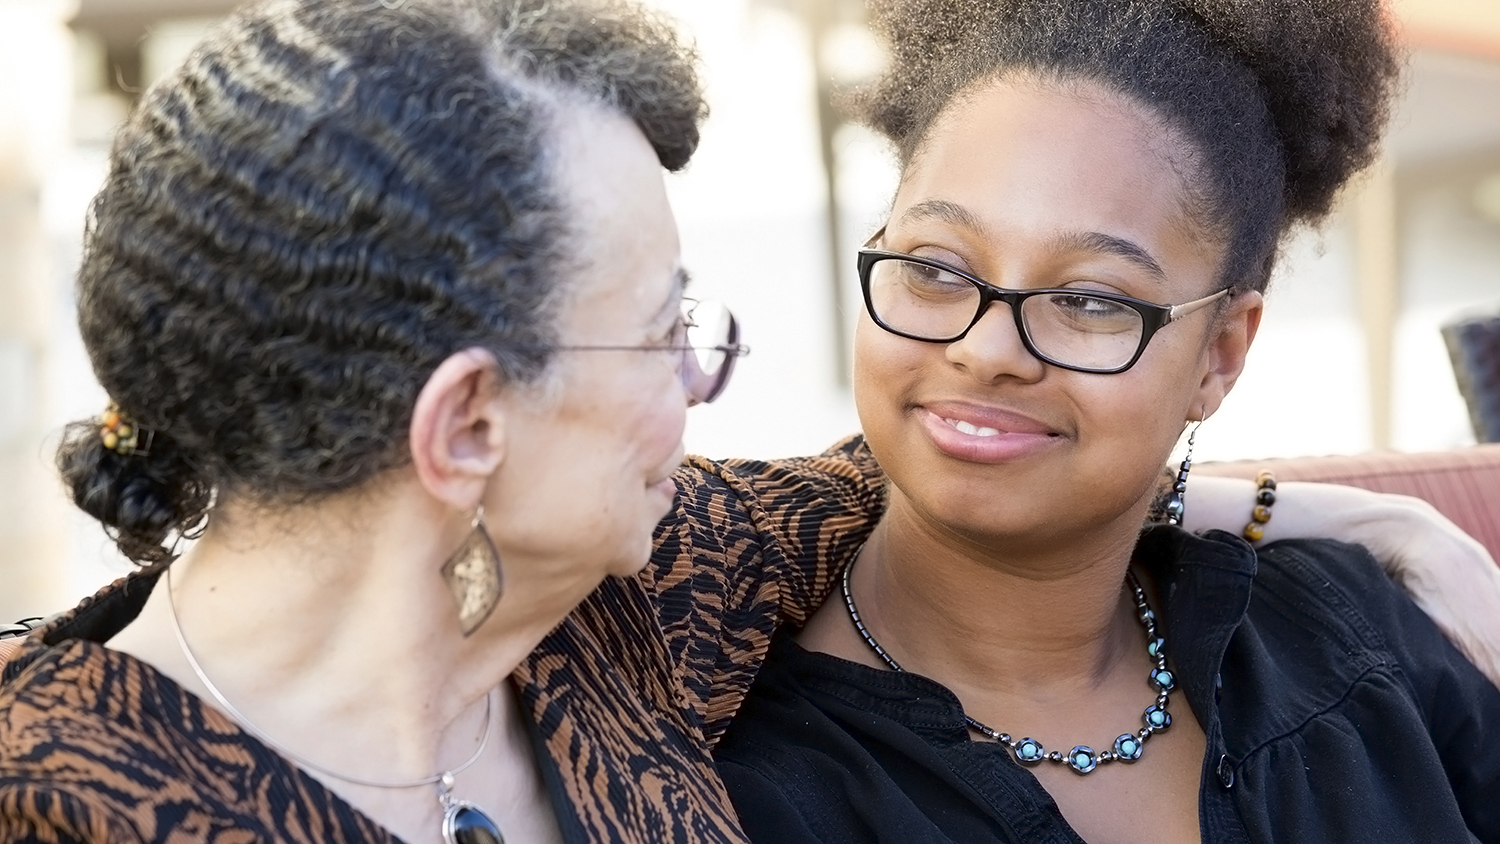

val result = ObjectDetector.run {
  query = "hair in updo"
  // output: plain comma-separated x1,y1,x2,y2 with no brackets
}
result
858,0,1400,291
55,0,705,566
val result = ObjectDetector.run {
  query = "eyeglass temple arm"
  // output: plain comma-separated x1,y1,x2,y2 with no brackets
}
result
673,342,750,356
1166,287,1231,323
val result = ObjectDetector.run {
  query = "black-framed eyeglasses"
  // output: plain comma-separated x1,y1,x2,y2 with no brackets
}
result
553,298,749,404
858,250,1230,374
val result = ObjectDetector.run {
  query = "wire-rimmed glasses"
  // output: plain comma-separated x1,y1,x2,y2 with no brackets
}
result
857,250,1230,374
553,298,749,404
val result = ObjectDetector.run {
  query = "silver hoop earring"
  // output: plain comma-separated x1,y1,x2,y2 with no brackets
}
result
440,505,504,636
1162,422,1201,527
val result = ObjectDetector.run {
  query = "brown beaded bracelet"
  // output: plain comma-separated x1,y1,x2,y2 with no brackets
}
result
1242,471,1277,542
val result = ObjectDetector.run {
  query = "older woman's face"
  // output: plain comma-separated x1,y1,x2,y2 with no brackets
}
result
855,77,1251,547
488,106,689,579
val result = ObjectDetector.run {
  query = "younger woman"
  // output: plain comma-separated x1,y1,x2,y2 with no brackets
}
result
715,1,1500,841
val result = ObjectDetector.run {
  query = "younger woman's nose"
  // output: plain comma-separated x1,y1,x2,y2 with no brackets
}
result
944,302,1047,384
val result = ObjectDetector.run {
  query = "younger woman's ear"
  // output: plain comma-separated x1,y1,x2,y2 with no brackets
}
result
409,348,508,510
1192,289,1264,421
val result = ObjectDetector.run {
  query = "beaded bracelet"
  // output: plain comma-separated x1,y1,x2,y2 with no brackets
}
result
1242,471,1276,543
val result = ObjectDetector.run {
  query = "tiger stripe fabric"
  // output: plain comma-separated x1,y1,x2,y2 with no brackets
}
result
0,436,886,843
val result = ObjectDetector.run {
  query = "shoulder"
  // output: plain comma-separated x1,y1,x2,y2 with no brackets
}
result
672,434,884,524
1222,535,1499,737
633,436,886,742
1,643,167,843
0,641,383,844
1250,537,1413,652
645,433,886,606
1217,545,1500,838
2,639,110,736
0,780,135,843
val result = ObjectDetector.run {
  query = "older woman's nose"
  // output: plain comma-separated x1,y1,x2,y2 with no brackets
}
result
944,302,1047,384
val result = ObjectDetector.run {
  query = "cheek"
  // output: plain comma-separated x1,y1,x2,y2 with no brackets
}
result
611,363,687,469
640,387,687,463
546,358,686,479
1076,372,1195,485
853,319,916,414
853,330,898,446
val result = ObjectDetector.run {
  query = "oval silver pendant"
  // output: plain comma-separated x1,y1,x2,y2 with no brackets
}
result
443,800,505,844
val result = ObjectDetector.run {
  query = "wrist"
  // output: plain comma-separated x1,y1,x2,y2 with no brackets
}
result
1265,482,1437,574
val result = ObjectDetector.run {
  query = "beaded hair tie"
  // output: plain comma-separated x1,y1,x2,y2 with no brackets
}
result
99,403,154,457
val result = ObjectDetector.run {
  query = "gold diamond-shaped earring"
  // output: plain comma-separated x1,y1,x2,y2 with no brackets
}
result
440,506,504,636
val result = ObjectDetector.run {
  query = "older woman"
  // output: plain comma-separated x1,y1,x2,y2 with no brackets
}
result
0,0,1496,843
0,0,734,840
714,0,1500,841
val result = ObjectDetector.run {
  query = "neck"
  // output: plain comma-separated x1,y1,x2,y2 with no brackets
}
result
848,488,1150,697
109,477,600,781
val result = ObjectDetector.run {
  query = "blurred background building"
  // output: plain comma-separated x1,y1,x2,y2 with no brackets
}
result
2,0,1498,619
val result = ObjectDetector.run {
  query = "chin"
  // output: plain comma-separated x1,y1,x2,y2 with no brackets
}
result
603,535,656,579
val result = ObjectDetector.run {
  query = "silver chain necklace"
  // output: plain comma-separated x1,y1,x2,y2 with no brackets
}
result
164,565,507,843
840,563,1176,776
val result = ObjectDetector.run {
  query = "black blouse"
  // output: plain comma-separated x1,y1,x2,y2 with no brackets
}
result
715,528,1500,843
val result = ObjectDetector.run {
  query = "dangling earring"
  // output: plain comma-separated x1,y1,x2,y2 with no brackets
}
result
440,505,504,636
1162,422,1201,527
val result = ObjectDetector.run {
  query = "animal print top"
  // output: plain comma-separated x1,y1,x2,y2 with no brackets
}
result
0,436,886,843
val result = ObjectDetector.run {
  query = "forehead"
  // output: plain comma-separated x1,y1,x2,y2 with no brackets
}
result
895,77,1215,282
549,102,681,327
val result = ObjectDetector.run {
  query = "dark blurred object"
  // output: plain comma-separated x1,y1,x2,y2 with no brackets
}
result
1444,312,1500,443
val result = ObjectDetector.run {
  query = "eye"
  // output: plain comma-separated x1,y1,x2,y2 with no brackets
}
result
647,298,691,347
1035,293,1140,333
1054,294,1127,315
892,259,974,299
653,317,684,346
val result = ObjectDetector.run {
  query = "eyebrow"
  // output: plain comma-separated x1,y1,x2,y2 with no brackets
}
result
898,201,1167,283
1048,231,1167,282
898,199,990,235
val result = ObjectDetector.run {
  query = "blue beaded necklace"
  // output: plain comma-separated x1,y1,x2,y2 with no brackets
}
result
841,564,1175,776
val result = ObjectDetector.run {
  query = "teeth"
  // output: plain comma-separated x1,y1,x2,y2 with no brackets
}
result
946,418,1002,437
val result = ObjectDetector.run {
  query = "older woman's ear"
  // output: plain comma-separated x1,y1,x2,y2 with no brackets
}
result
409,348,509,510
1191,289,1264,421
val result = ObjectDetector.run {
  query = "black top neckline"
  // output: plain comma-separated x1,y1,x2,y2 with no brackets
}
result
781,526,1258,739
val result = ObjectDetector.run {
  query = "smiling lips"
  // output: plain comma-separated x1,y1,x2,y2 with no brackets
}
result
920,402,1061,463
945,418,1003,437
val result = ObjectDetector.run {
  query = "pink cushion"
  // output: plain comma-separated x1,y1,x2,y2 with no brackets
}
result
1199,445,1500,566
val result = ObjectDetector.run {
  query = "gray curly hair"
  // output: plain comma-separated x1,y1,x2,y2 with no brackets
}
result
57,0,706,565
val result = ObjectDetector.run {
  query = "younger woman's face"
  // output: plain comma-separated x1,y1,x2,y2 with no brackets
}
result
855,76,1260,549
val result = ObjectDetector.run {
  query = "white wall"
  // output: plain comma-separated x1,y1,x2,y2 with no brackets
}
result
656,1,863,460
0,0,89,621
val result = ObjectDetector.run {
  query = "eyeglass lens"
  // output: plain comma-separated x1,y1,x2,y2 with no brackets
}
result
680,300,740,404
866,257,1146,371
